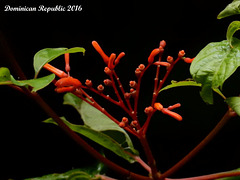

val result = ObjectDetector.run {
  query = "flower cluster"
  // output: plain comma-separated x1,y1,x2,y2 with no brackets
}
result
43,40,193,136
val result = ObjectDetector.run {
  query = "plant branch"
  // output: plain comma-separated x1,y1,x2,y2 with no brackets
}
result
139,134,161,179
160,108,236,179
165,169,240,180
29,91,150,180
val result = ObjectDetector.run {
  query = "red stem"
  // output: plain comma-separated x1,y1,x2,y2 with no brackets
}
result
160,108,236,179
165,169,240,180
139,134,161,180
29,91,149,180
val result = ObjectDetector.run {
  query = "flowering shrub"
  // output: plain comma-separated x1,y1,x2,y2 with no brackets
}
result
1,1,240,179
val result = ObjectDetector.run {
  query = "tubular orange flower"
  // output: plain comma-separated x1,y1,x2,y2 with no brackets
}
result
65,53,70,74
184,57,195,63
115,52,125,66
162,108,182,121
148,48,161,64
154,103,163,111
108,53,116,70
92,41,109,64
43,63,68,78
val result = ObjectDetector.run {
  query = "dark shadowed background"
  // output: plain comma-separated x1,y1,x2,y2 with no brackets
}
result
0,0,240,179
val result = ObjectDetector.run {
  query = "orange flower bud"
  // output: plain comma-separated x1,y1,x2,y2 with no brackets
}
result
65,53,70,74
138,64,145,71
148,48,160,63
115,52,125,65
85,79,92,87
159,40,166,48
153,61,171,67
97,84,104,92
122,117,129,123
184,57,194,63
154,103,163,111
162,108,182,121
178,50,185,58
104,67,112,75
119,121,125,128
92,41,109,64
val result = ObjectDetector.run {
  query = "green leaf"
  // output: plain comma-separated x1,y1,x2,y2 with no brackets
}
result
218,0,240,19
25,168,93,180
34,47,85,78
44,117,136,163
227,21,240,47
190,38,240,104
0,67,11,83
225,97,240,116
0,67,55,92
159,80,202,93
63,93,138,156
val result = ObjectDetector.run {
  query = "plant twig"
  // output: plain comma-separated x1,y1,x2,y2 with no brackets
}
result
165,169,240,180
160,108,236,179
29,91,150,180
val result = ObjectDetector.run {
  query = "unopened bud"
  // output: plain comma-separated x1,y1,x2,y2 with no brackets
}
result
135,68,142,77
138,64,145,71
124,92,131,99
184,57,194,63
159,40,166,48
178,50,185,58
119,122,125,128
85,79,92,87
144,106,154,114
129,81,137,88
104,67,112,75
167,56,174,63
103,79,112,86
122,117,129,123
97,84,104,92
148,48,160,64
154,103,163,111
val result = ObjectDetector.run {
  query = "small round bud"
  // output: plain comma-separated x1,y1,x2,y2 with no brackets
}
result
104,67,112,75
178,50,185,58
119,122,125,128
122,117,128,123
129,81,137,88
159,40,166,48
131,120,138,127
85,79,92,87
124,92,131,99
167,56,174,63
97,84,104,92
135,68,142,77
144,106,154,114
103,79,112,86
138,64,145,71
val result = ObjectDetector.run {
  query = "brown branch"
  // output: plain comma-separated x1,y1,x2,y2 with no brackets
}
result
160,108,236,179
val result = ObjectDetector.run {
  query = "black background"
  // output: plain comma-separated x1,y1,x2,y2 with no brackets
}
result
0,0,240,179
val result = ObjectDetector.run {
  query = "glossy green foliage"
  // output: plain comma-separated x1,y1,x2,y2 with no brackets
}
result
45,93,138,163
225,97,240,116
227,21,240,47
34,47,85,78
0,67,55,92
218,0,240,19
159,80,201,93
190,38,240,104
25,163,104,180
